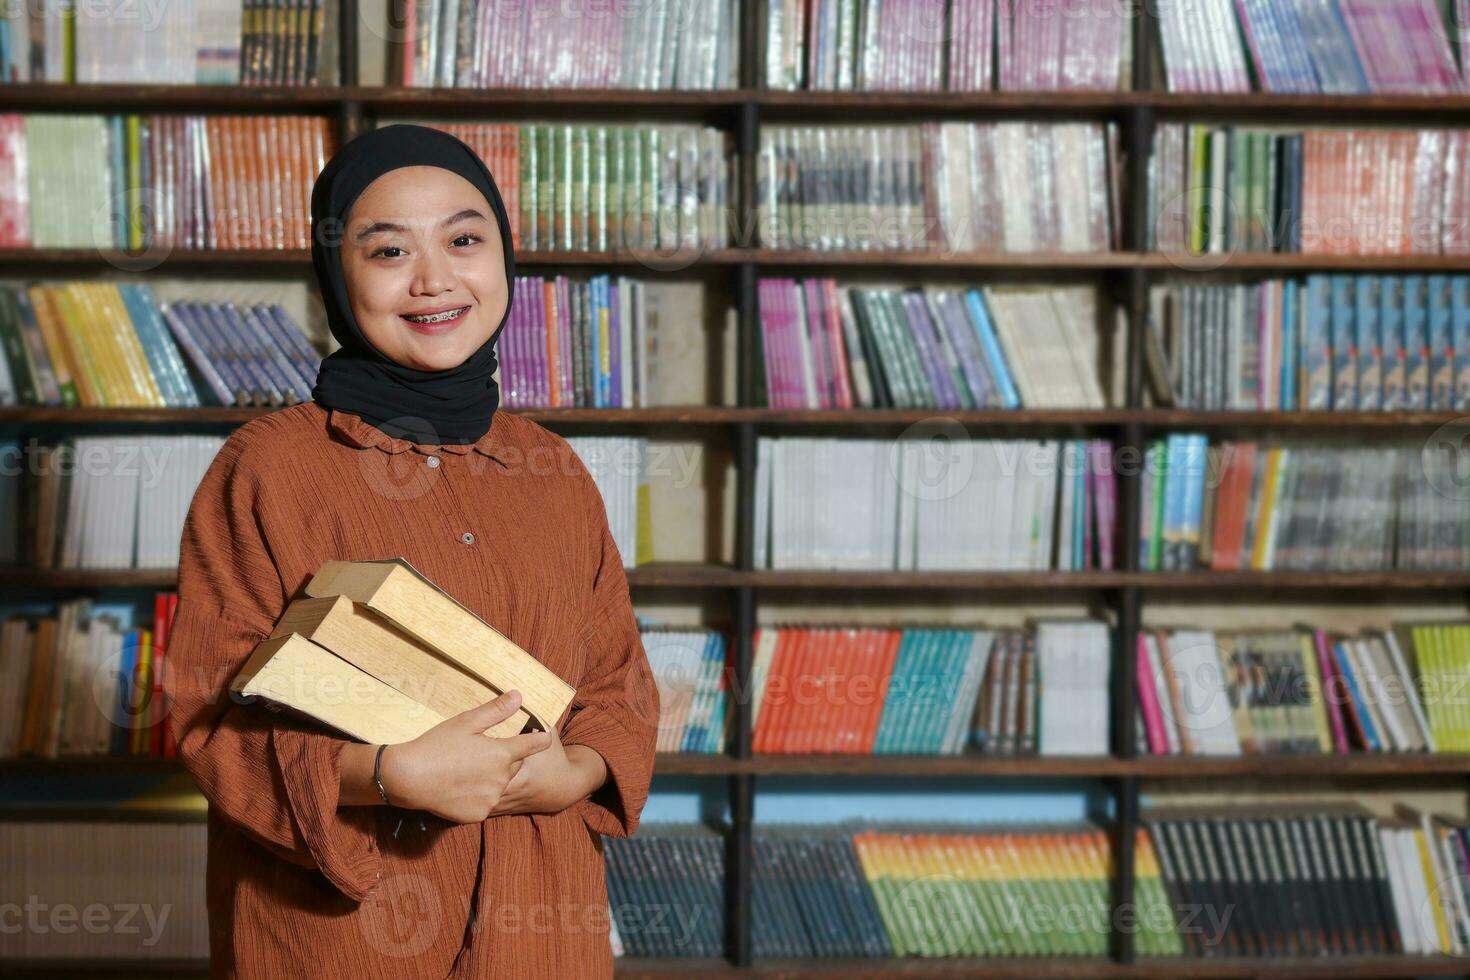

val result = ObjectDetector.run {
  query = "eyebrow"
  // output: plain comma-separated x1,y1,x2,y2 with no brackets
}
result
354,208,488,243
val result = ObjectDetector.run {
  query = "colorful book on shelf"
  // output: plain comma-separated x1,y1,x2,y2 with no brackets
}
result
1134,620,1470,757
0,283,320,409
1,594,180,760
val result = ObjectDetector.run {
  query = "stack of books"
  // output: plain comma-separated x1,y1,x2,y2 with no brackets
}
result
232,559,575,743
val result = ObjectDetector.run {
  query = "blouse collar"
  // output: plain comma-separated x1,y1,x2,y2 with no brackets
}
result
324,405,512,464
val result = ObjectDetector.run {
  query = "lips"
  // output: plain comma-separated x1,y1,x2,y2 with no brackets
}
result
399,304,467,332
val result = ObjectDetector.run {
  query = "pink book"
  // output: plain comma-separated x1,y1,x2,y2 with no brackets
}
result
765,278,795,408
823,279,855,409
759,279,782,407
509,278,529,407
1312,628,1352,753
1090,439,1117,570
997,0,1014,89
763,279,788,408
1081,442,1095,569
530,277,550,407
1136,634,1170,755
1444,133,1470,255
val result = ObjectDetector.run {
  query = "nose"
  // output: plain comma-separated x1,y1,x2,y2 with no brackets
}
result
410,245,454,295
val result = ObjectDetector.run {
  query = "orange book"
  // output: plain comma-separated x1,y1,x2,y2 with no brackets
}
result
752,628,792,753
205,118,229,249
833,628,869,754
778,628,814,753
860,629,903,753
807,628,839,754
241,117,265,249
543,279,561,406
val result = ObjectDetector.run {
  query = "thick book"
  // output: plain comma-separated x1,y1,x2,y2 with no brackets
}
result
230,558,575,743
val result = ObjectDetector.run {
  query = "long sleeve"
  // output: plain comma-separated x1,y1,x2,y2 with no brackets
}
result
164,437,384,902
558,471,659,839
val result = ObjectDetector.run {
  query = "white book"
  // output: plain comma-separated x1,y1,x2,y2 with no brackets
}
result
1381,628,1435,752
753,437,771,569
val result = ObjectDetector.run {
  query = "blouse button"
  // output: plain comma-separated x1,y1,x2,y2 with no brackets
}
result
461,532,475,545
427,456,440,468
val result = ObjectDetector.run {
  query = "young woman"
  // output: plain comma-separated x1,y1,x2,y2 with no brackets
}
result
165,124,659,978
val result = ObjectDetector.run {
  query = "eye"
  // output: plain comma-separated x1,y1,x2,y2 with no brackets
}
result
451,233,484,248
371,245,404,259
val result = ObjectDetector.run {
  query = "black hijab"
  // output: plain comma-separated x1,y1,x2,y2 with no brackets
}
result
310,124,516,445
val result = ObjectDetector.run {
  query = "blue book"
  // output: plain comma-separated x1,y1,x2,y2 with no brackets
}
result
1428,274,1455,410
1329,275,1357,409
964,290,1021,409
1302,275,1333,409
1380,275,1407,411
1332,641,1380,751
1280,279,1299,409
1452,275,1470,411
608,278,622,409
1354,275,1381,410
1182,434,1208,568
111,632,139,757
1403,275,1430,410
1163,434,1188,570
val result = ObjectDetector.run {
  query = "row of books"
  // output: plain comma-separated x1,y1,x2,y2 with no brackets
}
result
1,0,330,85
753,437,1118,572
617,806,1470,960
757,280,1111,410
0,113,334,250
1161,0,1467,93
607,824,1179,959
758,122,1119,253
3,437,223,570
563,436,649,571
0,433,645,570
1,807,1458,962
1,595,179,760
1140,437,1468,571
1149,274,1470,411
764,0,1130,92
1133,623,1459,757
397,0,738,90
1151,125,1470,255
748,623,1106,757
0,276,682,410
644,627,729,754
429,122,731,254
1145,805,1427,957
0,284,319,408
0,817,207,959
498,275,665,409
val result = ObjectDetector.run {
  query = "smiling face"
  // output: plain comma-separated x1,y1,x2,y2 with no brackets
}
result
339,165,509,372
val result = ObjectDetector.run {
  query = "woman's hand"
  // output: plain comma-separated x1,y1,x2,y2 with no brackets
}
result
490,725,609,817
376,690,553,824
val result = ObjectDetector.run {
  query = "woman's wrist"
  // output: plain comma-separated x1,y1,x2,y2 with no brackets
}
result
338,741,390,806
563,744,609,802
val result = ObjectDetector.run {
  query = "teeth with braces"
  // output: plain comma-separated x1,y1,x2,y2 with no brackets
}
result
404,306,469,324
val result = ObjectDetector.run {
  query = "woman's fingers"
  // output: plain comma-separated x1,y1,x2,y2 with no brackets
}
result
454,689,523,734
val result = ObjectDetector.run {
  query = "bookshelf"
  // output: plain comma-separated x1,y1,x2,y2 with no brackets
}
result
6,0,1470,976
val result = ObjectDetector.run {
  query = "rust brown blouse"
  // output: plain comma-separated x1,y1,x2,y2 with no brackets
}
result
164,400,659,979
